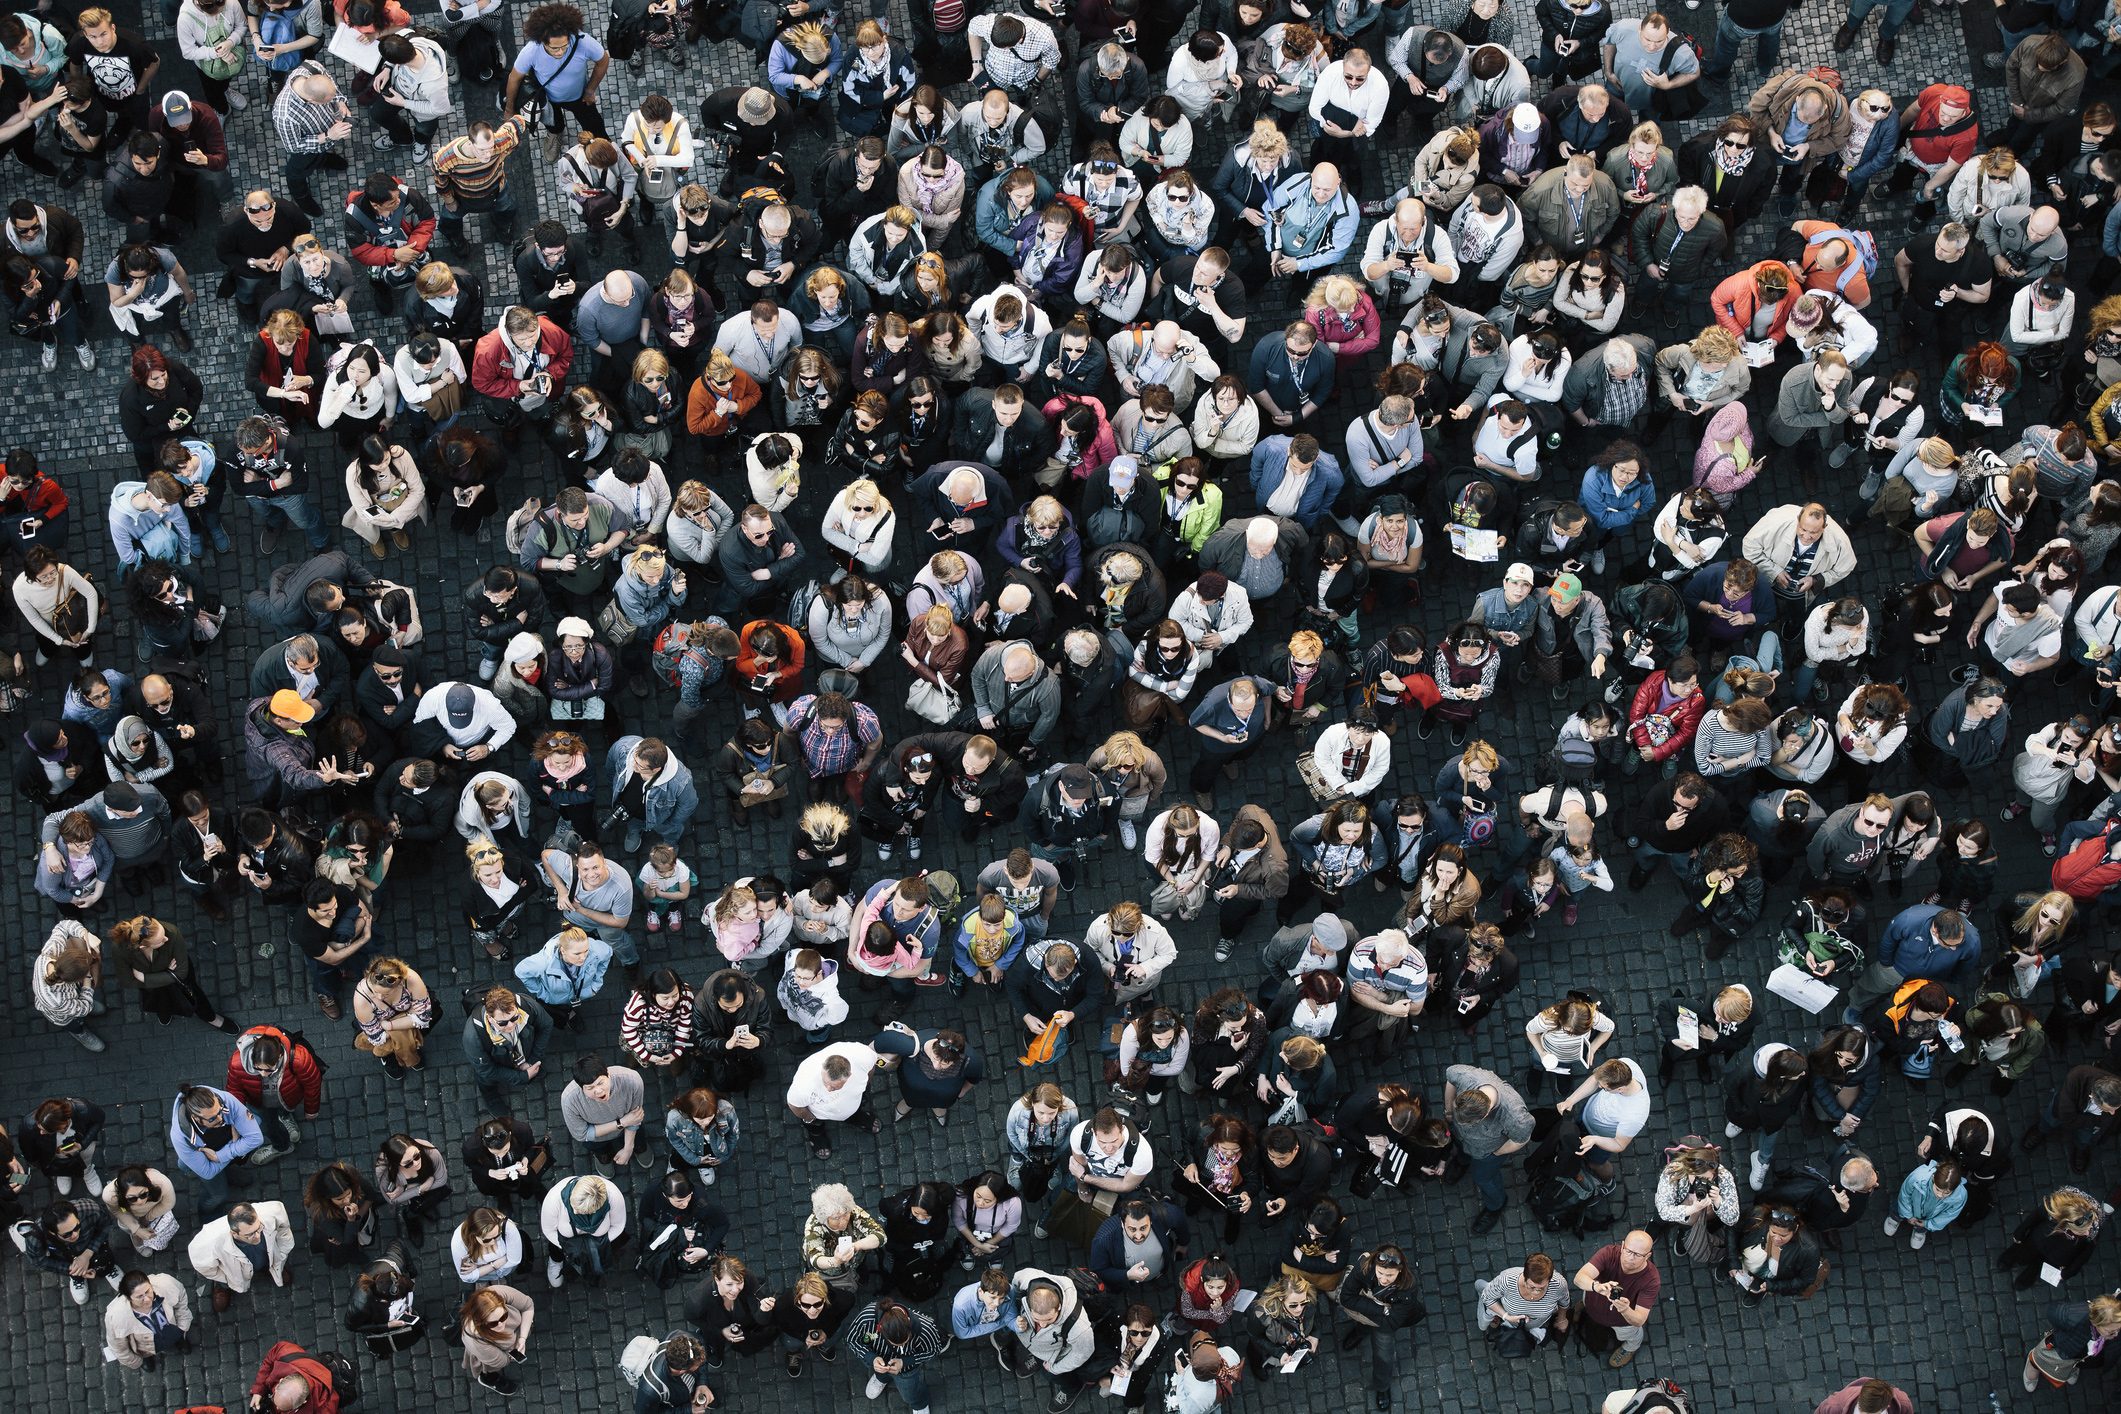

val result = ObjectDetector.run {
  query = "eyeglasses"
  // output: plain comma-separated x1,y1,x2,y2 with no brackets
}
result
245,202,274,214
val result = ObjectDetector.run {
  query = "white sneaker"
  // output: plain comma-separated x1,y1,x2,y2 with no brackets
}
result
40,344,55,371
545,1257,564,1288
1723,1122,1742,1140
228,90,250,111
282,1121,300,1145
1748,1153,1768,1192
69,1277,88,1305
1908,1229,1928,1249
1880,1216,1900,1236
8,1222,27,1252
74,344,95,370
105,1268,122,1290
371,132,395,150
699,1166,716,1186
876,843,894,862
53,1175,71,1195
908,836,923,860
83,1168,103,1195
865,1376,887,1399
1591,550,1607,574
413,144,431,163
1118,818,1138,849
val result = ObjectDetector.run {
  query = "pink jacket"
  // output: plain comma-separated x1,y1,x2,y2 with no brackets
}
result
1692,403,1758,505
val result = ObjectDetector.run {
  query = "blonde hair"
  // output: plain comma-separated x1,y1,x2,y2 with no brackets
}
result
1307,274,1363,314
714,884,758,925
568,1176,609,1212
1629,121,1663,147
804,266,847,302
1690,326,1742,363
922,604,954,635
1246,120,1288,160
784,19,831,62
799,801,850,838
1714,985,1754,1022
1916,437,1957,470
2046,1187,2102,1229
1097,731,1148,769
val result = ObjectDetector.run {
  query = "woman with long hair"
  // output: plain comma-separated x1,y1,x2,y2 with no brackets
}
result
1938,340,2021,441
456,1282,535,1395
304,1160,383,1268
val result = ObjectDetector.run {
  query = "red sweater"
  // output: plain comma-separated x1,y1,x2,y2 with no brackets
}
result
2052,825,2121,901
250,1341,342,1414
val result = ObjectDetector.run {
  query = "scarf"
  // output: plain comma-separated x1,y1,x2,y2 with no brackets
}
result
1021,231,1063,287
559,1176,608,1234
1714,141,1756,179
1627,152,1655,199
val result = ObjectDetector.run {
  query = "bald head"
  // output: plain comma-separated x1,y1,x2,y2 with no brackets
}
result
1002,645,1039,682
2027,205,2061,240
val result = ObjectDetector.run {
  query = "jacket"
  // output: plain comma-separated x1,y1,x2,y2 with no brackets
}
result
1517,167,1622,254
1740,505,1856,591
469,314,575,400
1925,687,2013,771
1627,671,1709,762
1874,904,1984,990
1627,201,1731,285
1710,260,1801,343
1723,1210,1824,1296
1746,71,1852,172
2004,42,2086,127
1088,1200,1191,1287
1766,363,1853,447
1248,438,1345,529
188,1201,296,1293
1561,335,1658,428
461,995,553,1090
969,641,1062,746
102,1271,193,1367
604,735,700,839
1217,804,1292,900
514,929,613,1007
1008,1268,1097,1372
226,1025,325,1115
1654,341,1750,409
167,1087,263,1178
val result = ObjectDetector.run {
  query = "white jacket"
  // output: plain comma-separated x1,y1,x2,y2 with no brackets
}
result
1311,722,1392,797
456,768,532,841
820,488,897,573
1082,910,1178,1002
539,1179,629,1246
187,1201,295,1293
1166,582,1255,661
392,337,467,409
102,1272,193,1368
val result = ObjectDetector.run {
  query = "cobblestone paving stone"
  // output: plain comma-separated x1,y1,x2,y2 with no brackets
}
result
0,0,2114,1411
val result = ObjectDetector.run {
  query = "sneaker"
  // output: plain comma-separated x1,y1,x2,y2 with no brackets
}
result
877,843,894,862
646,910,662,933
478,657,499,681
40,344,55,372
228,89,250,111
1908,1229,1927,1249
1213,940,1235,963
105,1268,122,1290
413,144,431,164
1118,818,1138,849
787,1354,804,1378
1416,713,1435,740
7,1223,26,1252
54,1175,72,1195
1448,722,1469,747
372,133,395,149
1749,1152,1768,1191
623,824,643,854
82,1167,103,1195
1880,1216,1901,1236
477,1371,518,1396
546,1257,564,1288
1590,550,1607,575
667,912,684,934
908,836,923,860
74,344,95,370
865,1376,887,1400
69,1277,88,1305
1032,1219,1050,1239
2042,833,2059,857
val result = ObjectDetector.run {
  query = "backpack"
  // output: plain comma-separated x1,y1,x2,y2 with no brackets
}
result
1803,226,1879,295
1611,1378,1693,1413
1528,1169,1626,1236
788,578,823,632
1653,35,1708,119
650,620,713,689
1062,1265,1123,1325
618,1334,663,1390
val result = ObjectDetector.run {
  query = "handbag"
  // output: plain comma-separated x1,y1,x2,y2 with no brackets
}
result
1484,1319,1538,1359
596,597,641,646
1295,750,1349,806
423,373,464,421
1150,876,1208,920
906,677,960,725
50,582,89,641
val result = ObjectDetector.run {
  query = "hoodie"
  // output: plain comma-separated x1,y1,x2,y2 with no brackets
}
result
226,1024,324,1114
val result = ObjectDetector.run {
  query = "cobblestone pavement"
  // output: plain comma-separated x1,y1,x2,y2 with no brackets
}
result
0,0,2114,1412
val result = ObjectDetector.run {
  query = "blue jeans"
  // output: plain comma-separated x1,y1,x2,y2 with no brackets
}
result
247,493,332,550
1705,16,1784,76
1711,630,1784,704
1631,841,1691,878
1755,1127,1780,1166
876,1367,930,1409
189,1163,232,1219
1466,1150,1507,1211
1845,0,1917,38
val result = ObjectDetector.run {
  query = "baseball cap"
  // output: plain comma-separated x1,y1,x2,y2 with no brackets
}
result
1510,103,1540,138
446,683,477,728
103,781,141,811
161,91,193,127
1549,572,1583,606
269,689,315,723
1504,562,1536,585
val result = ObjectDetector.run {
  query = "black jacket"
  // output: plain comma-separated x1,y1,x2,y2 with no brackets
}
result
1723,1212,1824,1295
401,265,485,345
512,233,592,320
947,392,1055,483
248,637,352,718
374,759,453,847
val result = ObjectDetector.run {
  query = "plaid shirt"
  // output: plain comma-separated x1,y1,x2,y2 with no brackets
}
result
788,694,881,777
272,62,343,154
970,13,1060,91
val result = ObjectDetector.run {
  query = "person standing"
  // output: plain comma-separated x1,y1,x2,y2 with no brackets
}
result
1443,1064,1533,1231
1571,1229,1660,1369
844,1296,944,1413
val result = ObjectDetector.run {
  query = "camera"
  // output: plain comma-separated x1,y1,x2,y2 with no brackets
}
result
1688,1177,1714,1200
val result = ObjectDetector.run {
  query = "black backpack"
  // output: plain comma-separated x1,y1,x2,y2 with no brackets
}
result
1528,1169,1627,1237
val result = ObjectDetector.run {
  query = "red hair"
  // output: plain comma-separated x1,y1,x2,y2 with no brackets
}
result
129,343,170,387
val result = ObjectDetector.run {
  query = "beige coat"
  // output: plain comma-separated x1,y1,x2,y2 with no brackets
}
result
460,1284,535,1374
187,1200,295,1293
102,1272,192,1368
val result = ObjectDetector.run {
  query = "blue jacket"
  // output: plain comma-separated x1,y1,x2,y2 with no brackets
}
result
953,909,1027,976
974,172,1056,260
1846,109,1902,184
1893,1160,1969,1230
1578,464,1657,529
766,33,845,101
1875,904,1984,991
1249,437,1346,529
168,1087,264,1178
1087,1199,1192,1288
1247,337,1336,418
604,735,701,840
513,929,614,1007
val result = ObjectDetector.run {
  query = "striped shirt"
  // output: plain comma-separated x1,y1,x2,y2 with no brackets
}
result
843,1302,945,1365
433,117,526,204
1475,1268,1570,1330
271,63,343,153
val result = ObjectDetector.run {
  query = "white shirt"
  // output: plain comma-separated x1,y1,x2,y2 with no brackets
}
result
1066,1119,1155,1180
1309,62,1389,132
785,1042,880,1120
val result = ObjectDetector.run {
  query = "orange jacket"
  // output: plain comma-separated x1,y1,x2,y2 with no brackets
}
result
1710,261,1800,344
686,368,763,438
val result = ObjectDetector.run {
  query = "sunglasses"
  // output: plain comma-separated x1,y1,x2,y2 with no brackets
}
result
245,203,275,214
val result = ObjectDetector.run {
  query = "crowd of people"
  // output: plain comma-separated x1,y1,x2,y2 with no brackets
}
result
4,0,2121,1409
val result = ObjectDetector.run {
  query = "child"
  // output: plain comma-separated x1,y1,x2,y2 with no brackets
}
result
1883,1158,1967,1249
637,841,696,933
790,875,852,955
1547,808,1614,926
777,947,849,1043
1499,857,1564,941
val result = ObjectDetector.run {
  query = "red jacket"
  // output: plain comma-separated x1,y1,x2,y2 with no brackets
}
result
735,620,806,702
1710,261,1800,344
0,465,68,523
2053,823,2121,901
1627,671,1709,762
226,1024,325,1115
343,182,436,269
471,317,575,400
250,1340,342,1414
